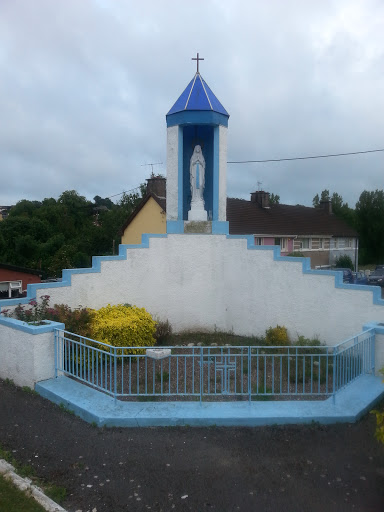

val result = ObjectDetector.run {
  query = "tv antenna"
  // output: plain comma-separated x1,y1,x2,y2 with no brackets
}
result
141,162,163,175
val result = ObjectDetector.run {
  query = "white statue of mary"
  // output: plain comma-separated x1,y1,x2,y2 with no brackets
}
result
188,145,207,221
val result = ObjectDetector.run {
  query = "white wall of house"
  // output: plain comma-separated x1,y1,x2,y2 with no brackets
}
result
14,234,383,344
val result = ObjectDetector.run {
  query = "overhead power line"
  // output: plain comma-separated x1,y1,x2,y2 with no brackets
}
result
105,147,383,201
227,148,384,164
107,186,142,199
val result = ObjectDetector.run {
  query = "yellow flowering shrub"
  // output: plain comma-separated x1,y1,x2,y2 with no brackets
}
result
90,304,156,354
265,325,290,346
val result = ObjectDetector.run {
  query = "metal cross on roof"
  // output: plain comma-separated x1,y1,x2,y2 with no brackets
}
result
192,52,204,73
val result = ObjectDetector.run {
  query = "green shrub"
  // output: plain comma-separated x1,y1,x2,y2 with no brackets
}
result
294,335,324,353
46,303,93,337
286,251,305,257
90,304,156,354
2,296,93,336
155,318,173,345
265,325,290,346
334,254,354,270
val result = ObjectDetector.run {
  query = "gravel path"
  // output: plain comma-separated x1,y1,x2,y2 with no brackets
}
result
1,379,384,512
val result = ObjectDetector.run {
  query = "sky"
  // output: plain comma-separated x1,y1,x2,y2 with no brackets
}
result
1,0,383,208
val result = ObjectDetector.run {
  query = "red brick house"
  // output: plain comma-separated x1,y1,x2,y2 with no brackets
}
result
0,263,44,299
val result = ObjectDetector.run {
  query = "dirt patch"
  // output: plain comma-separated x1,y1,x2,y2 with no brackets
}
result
1,378,384,512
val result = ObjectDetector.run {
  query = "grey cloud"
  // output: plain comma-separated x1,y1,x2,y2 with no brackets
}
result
1,0,383,208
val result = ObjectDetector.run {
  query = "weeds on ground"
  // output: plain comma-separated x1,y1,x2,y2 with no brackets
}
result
0,443,66,506
0,474,46,512
59,403,75,415
22,386,38,396
44,484,67,503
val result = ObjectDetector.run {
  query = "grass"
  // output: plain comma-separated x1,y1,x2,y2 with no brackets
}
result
0,443,67,506
0,475,46,512
156,371,169,382
22,386,38,396
59,403,75,415
44,484,67,503
253,384,274,401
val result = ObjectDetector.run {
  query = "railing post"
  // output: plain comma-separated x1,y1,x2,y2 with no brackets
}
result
54,328,58,378
200,347,203,404
248,346,251,403
332,346,338,404
114,346,117,404
371,332,375,375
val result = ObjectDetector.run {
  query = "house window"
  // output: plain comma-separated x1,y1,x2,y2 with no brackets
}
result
274,238,287,251
346,238,353,248
318,238,323,249
255,237,264,246
298,238,310,250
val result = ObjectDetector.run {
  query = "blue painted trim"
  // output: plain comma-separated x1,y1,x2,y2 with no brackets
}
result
36,374,384,427
226,235,384,306
212,221,229,234
166,220,185,234
0,316,65,334
166,111,228,128
213,125,219,221
177,125,183,220
363,322,384,334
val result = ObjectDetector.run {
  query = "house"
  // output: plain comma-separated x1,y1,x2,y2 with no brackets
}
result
120,176,166,244
0,263,44,299
121,183,358,269
227,191,358,269
0,206,12,221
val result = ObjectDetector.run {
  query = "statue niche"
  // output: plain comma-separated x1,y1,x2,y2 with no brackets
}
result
188,145,208,221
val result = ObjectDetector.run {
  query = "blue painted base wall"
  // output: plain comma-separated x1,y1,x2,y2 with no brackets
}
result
36,374,384,428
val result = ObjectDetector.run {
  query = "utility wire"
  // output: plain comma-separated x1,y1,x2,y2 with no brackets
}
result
227,148,384,164
106,147,384,200
107,186,142,199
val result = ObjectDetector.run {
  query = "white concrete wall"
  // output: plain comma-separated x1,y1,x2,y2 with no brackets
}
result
0,324,57,387
218,125,227,221
166,125,179,221
21,234,384,345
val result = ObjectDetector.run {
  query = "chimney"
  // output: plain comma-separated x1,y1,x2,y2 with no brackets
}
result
250,191,270,208
320,199,332,214
146,176,166,198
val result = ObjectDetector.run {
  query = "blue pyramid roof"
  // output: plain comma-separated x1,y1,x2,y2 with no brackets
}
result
167,73,229,116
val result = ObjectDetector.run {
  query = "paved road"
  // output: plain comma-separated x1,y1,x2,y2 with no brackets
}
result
0,379,384,512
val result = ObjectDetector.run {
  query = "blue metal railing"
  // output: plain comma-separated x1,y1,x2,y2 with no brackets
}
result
54,328,375,402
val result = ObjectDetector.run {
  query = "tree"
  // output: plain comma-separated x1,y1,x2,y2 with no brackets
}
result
334,254,354,270
312,194,320,208
0,185,144,276
321,189,330,201
312,190,355,227
93,195,114,210
312,189,330,207
269,193,280,204
355,190,384,263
